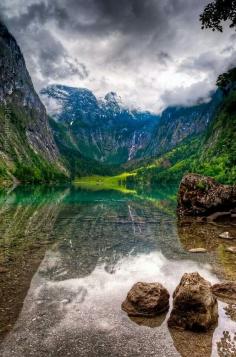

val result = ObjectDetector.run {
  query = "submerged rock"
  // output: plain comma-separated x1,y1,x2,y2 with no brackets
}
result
188,248,207,253
219,232,235,240
226,246,236,253
177,174,236,217
0,267,8,274
122,282,169,317
212,282,236,301
168,272,218,331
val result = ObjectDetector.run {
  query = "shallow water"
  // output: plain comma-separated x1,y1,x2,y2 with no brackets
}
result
0,185,235,356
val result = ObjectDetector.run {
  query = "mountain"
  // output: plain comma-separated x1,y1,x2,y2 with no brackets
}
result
192,89,236,183
0,21,66,184
41,84,221,167
128,89,236,186
144,90,222,158
41,84,160,165
0,20,231,186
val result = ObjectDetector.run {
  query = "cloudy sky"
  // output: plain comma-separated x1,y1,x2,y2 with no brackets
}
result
1,0,236,113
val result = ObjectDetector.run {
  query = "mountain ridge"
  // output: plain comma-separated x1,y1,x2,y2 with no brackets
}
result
41,84,222,167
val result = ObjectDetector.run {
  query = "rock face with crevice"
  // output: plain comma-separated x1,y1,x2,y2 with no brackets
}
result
0,21,66,182
177,174,236,216
122,282,170,317
168,272,218,331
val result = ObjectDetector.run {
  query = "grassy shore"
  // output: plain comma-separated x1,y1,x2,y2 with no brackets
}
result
75,173,136,193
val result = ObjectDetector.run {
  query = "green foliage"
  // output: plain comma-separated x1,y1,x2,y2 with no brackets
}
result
200,0,236,32
14,160,66,184
192,91,236,184
217,67,236,93
0,105,67,184
49,117,118,178
128,90,236,186
128,136,201,186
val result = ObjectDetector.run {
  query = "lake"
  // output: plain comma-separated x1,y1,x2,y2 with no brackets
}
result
0,184,235,356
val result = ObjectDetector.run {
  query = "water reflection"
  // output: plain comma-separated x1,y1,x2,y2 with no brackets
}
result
0,184,235,356
178,218,236,281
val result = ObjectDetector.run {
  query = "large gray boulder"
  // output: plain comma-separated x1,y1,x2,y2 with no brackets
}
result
122,282,169,317
177,174,236,216
168,272,218,331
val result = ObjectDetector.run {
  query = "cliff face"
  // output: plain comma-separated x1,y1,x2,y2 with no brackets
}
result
41,85,159,165
145,91,222,158
0,21,65,183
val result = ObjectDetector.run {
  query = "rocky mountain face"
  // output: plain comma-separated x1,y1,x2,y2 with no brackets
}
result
41,85,160,165
144,91,222,158
41,85,222,166
0,21,65,183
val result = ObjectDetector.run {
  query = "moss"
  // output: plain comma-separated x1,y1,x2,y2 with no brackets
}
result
0,105,67,185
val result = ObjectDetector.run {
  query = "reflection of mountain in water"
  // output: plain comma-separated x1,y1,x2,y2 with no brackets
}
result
46,188,198,280
0,185,235,357
0,185,68,340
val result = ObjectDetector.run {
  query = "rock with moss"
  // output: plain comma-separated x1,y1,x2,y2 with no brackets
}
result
177,174,236,216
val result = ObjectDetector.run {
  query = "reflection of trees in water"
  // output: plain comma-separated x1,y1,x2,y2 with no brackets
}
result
217,331,236,357
0,186,69,341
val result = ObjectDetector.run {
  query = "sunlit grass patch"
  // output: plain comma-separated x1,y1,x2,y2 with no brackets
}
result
74,173,137,193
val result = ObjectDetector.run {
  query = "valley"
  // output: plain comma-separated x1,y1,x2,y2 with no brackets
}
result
0,4,236,356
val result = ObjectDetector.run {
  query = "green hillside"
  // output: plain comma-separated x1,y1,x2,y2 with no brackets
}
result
127,90,236,186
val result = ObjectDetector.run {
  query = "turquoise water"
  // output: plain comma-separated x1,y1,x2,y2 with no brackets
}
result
0,185,235,356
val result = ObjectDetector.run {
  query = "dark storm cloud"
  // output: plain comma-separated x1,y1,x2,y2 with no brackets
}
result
0,5,90,87
1,0,207,39
0,0,235,111
157,52,173,67
34,30,89,80
179,49,236,76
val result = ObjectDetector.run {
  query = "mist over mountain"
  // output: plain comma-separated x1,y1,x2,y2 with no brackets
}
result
41,84,222,166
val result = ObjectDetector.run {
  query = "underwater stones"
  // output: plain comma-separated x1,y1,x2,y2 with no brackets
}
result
226,246,236,253
0,266,8,274
168,272,218,331
177,174,236,217
212,282,236,301
188,248,207,253
219,232,235,240
122,282,170,317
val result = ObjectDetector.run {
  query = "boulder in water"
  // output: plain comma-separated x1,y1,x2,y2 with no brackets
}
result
122,282,170,317
177,174,236,217
168,272,218,331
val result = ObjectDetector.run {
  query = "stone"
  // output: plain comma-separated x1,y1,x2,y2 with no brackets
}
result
168,272,218,331
226,246,236,253
177,174,236,217
0,266,8,273
121,282,170,317
219,232,235,240
212,282,236,301
188,248,207,253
